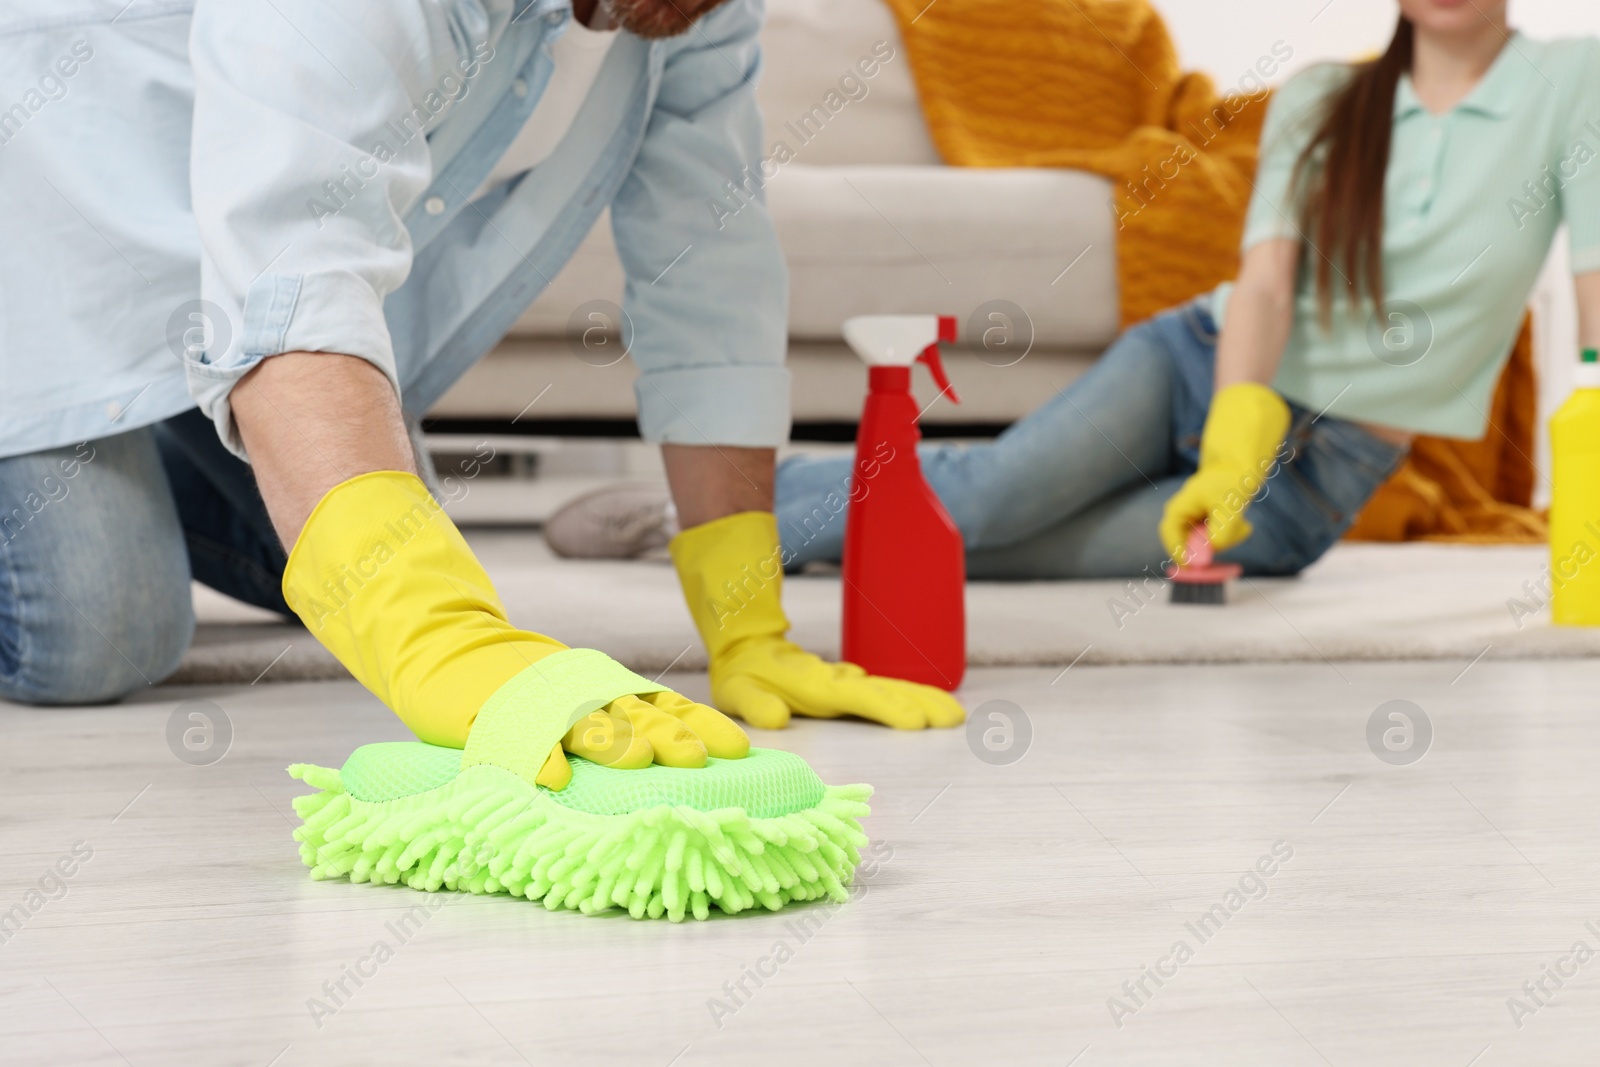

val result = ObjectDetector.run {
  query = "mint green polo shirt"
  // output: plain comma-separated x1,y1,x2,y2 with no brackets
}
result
1212,34,1600,438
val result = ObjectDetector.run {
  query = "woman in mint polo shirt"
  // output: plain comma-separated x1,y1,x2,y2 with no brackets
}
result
559,0,1600,577
707,0,1600,580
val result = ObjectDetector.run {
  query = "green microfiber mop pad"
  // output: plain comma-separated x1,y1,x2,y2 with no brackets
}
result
287,746,872,921
285,650,873,921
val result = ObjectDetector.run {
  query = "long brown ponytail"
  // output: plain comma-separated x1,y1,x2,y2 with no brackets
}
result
1293,15,1414,324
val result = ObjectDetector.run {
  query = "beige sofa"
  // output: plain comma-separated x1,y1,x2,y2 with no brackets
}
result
429,0,1120,429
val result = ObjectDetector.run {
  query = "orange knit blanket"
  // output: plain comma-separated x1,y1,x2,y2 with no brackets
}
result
880,0,1544,543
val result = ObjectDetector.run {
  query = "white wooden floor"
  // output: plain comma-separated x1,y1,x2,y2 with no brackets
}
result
3,660,1599,1066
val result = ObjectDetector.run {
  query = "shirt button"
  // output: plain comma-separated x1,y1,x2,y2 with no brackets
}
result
424,196,446,216
105,401,122,421
545,10,564,23
513,78,529,98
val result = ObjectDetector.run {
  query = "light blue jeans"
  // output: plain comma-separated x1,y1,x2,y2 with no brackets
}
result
0,410,287,704
776,299,1409,580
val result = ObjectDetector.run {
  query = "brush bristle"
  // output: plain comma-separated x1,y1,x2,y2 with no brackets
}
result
1170,580,1226,605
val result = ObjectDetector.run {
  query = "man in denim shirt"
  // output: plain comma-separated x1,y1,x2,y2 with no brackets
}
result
0,0,963,757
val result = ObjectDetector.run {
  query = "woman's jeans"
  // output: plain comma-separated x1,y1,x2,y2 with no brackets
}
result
776,298,1408,580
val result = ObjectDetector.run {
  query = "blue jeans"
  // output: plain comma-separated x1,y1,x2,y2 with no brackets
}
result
0,409,288,704
776,299,1408,580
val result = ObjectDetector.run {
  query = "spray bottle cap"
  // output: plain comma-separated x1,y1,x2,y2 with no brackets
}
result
841,315,961,403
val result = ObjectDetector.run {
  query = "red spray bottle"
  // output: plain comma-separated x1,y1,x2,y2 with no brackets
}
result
839,315,966,691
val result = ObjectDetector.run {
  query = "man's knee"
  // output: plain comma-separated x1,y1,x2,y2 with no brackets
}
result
0,556,193,703
0,429,195,705
0,582,193,705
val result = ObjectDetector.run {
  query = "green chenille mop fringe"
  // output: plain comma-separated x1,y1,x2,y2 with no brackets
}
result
287,746,873,922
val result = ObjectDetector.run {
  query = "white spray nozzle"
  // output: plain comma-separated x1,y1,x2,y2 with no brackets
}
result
841,316,945,365
842,315,960,402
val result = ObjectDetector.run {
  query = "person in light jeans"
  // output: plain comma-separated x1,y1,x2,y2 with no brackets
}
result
551,2,1600,599
772,297,1408,580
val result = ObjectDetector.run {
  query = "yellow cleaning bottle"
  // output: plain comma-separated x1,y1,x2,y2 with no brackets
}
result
1550,347,1600,625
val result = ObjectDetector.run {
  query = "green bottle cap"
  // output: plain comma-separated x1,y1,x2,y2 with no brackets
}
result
1585,348,1599,363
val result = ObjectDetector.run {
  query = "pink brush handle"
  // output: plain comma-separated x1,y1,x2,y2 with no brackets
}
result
1170,523,1241,583
1185,525,1214,568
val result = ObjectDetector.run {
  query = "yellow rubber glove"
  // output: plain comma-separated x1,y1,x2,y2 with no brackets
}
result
1159,382,1292,563
283,472,748,788
671,511,965,731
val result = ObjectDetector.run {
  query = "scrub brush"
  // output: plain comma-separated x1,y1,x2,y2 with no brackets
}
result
1167,525,1240,605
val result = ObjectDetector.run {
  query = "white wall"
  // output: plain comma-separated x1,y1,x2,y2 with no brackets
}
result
1166,0,1600,505
1165,0,1396,91
1166,1,1600,90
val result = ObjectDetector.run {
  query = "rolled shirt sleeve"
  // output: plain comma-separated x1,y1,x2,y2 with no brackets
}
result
611,0,791,449
186,0,492,455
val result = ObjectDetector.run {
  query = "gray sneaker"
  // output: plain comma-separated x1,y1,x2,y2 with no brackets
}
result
543,484,677,559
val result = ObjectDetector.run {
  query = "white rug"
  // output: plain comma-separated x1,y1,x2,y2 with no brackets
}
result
173,533,1588,685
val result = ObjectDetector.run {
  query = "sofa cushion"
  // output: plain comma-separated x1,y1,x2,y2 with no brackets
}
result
509,164,1118,348
431,338,1101,423
768,164,1117,346
488,0,937,181
754,0,941,166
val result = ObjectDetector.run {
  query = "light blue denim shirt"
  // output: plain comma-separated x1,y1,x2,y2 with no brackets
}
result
0,0,789,459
